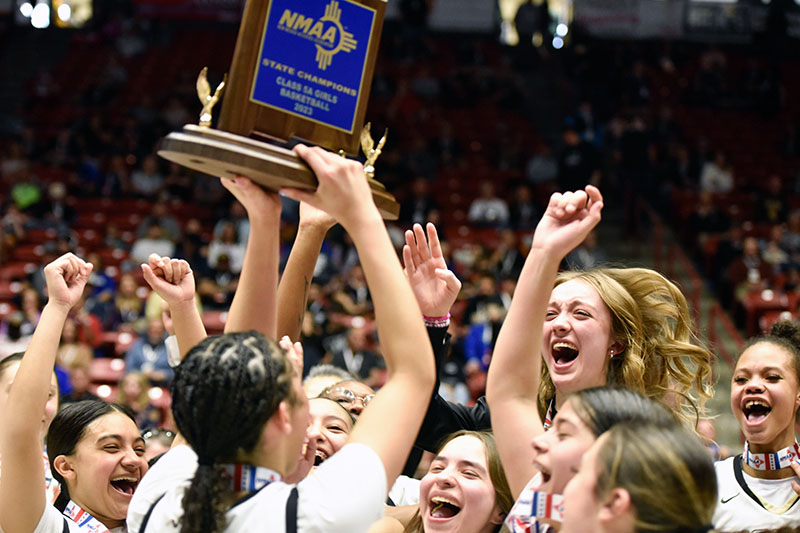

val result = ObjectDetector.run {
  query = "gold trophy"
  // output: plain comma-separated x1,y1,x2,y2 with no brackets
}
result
157,0,399,219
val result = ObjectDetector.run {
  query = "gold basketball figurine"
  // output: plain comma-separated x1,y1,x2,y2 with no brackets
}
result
360,122,387,180
197,67,228,128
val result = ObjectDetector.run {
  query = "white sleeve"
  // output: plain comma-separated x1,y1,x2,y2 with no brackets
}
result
296,443,387,533
127,446,198,533
33,505,80,533
388,475,420,507
165,335,181,368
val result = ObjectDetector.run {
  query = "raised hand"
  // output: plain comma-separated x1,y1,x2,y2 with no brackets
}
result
141,253,195,308
530,185,603,259
43,253,93,310
282,145,378,231
220,176,282,222
402,223,461,318
279,335,304,377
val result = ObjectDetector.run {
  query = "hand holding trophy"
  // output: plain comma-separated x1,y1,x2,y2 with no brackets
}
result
157,0,399,219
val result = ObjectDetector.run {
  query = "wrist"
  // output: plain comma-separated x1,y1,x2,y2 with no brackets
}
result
44,300,72,315
296,222,330,239
423,313,450,328
340,208,382,235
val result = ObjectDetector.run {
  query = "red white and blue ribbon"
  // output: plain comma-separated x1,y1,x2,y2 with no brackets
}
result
543,399,556,431
531,491,564,521
743,441,800,471
63,501,111,533
218,463,281,492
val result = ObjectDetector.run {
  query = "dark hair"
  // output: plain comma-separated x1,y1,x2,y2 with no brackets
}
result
569,387,679,436
46,400,136,511
171,331,296,533
0,352,25,379
739,320,800,382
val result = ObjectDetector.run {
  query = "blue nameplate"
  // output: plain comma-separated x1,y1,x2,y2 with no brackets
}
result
251,0,375,134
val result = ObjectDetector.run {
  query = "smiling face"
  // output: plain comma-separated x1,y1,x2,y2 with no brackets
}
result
56,411,148,526
419,435,504,533
731,342,800,451
307,398,353,466
0,359,59,439
542,280,616,396
530,399,597,494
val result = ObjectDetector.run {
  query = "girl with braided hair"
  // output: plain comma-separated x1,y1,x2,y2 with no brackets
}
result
713,321,800,530
0,253,149,533
126,144,435,533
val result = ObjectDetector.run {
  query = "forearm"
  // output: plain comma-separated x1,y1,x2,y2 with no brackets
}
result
170,299,207,358
348,216,433,380
276,224,327,341
225,214,280,337
486,248,559,407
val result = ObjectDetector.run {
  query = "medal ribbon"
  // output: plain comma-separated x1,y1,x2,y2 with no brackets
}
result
743,441,800,471
543,398,556,430
531,491,563,521
218,463,281,492
63,501,111,533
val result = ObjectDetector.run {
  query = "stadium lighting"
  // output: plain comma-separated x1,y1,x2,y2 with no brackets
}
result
19,2,33,17
31,2,50,28
57,2,71,21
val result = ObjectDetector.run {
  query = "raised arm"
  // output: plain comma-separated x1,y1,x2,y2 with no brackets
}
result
276,202,336,341
0,253,92,533
220,177,282,337
141,254,205,359
283,145,435,490
485,186,603,498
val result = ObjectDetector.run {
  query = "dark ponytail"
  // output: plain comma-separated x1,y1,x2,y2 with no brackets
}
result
46,401,135,511
172,331,295,533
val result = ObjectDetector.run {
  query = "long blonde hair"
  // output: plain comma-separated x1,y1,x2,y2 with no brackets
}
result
594,423,716,532
539,268,713,427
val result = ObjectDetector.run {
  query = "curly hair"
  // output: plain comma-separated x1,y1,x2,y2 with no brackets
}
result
539,268,713,428
172,331,297,533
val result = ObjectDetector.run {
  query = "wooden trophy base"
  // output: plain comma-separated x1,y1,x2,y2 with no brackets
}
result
157,125,400,220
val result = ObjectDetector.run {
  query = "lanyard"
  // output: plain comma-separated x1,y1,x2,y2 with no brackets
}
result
743,441,800,471
63,501,111,533
218,463,281,492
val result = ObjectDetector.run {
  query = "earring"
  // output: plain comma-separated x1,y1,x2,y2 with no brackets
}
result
609,349,615,358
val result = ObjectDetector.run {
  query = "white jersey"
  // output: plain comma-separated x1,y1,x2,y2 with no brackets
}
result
33,504,126,533
127,443,386,533
713,455,800,531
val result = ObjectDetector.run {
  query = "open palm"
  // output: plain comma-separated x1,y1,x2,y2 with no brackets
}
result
402,223,461,318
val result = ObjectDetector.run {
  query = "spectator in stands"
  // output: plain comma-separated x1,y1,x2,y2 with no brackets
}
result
104,220,130,251
489,230,525,280
114,273,147,333
130,223,176,264
688,190,731,248
56,317,92,371
102,154,132,197
565,229,608,270
117,371,162,431
755,173,789,225
783,210,800,254
130,153,164,198
331,264,372,316
508,184,539,231
399,176,439,227
699,150,734,194
327,324,385,388
525,142,559,191
1,202,26,263
558,126,601,191
60,364,99,404
17,286,42,337
124,316,172,385
761,225,790,273
0,312,32,360
27,181,75,237
163,162,192,199
136,200,181,242
207,221,246,274
468,181,510,228
726,235,774,306
197,252,238,310
213,200,250,245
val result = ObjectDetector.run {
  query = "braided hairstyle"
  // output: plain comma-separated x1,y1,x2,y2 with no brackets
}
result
540,268,713,428
172,331,297,533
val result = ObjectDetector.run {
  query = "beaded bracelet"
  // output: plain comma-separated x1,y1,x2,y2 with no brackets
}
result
423,313,450,328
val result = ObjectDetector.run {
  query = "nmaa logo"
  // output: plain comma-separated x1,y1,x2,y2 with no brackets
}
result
278,0,358,71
